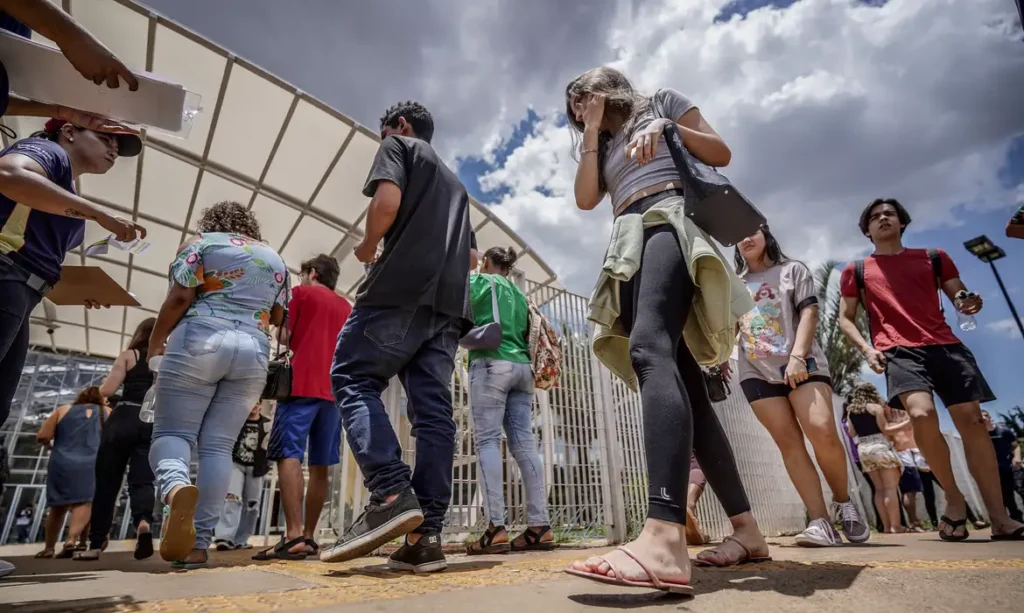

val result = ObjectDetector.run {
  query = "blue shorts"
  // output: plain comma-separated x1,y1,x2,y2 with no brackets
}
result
267,397,341,466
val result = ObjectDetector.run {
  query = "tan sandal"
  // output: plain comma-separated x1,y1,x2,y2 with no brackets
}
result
565,546,693,595
160,485,199,562
693,535,772,568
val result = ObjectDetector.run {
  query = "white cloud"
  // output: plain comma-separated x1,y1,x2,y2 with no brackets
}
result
987,317,1024,339
475,0,1024,293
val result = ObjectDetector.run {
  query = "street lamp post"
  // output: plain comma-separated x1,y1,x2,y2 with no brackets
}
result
964,235,1023,339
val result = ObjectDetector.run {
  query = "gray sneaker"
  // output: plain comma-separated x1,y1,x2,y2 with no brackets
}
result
0,559,14,579
833,500,870,543
795,518,843,547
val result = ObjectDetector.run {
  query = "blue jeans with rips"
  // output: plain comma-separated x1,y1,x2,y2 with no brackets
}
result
330,305,460,535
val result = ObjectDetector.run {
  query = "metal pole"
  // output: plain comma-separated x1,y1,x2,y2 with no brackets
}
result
989,260,1024,339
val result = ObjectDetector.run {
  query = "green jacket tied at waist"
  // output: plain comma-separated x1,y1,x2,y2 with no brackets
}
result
588,198,754,391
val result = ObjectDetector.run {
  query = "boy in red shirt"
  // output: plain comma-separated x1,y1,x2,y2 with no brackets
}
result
838,198,1023,541
260,254,352,559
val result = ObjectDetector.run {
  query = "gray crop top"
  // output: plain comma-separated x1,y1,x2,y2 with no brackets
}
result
601,88,696,212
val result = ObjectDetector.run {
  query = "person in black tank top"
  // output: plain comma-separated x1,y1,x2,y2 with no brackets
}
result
75,319,157,561
844,382,905,534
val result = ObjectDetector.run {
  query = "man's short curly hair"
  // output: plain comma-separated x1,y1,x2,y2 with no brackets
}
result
380,100,434,143
195,201,263,241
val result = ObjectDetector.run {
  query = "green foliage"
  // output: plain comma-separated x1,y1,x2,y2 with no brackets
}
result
813,260,870,397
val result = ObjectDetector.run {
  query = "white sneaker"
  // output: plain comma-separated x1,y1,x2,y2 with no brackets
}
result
0,559,14,579
795,518,843,547
832,500,870,544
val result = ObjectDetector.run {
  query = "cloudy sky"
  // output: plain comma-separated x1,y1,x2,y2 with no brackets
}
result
142,0,1024,420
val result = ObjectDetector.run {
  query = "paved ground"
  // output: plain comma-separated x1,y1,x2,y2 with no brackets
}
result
1,531,1022,612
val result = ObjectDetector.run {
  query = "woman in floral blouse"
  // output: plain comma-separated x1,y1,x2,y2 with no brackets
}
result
147,201,288,569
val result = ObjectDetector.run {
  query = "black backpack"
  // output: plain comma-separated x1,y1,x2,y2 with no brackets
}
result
853,248,944,336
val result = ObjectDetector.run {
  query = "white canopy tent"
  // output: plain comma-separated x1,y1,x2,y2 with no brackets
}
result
1,0,560,359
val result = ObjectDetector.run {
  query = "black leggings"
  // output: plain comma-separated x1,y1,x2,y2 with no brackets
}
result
88,403,156,549
619,224,751,525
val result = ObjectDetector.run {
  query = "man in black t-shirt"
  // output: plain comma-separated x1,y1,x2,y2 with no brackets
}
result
322,101,473,573
982,411,1023,523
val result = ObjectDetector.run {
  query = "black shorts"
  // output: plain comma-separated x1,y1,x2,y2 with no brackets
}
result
740,375,833,403
883,344,995,409
900,467,923,493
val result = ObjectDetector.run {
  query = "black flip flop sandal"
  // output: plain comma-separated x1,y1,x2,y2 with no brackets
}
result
304,538,320,556
511,526,557,552
466,525,511,555
991,526,1024,541
939,516,969,542
135,532,153,560
252,536,308,561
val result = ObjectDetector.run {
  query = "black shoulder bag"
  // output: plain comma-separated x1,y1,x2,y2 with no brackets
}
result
651,90,766,247
262,274,293,401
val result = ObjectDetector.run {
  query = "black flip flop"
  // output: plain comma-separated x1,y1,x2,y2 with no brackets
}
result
511,526,557,552
135,532,154,560
991,526,1024,541
466,526,511,555
939,515,969,542
304,538,320,556
252,536,308,561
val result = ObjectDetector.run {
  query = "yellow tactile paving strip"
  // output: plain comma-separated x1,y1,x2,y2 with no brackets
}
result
124,551,1024,613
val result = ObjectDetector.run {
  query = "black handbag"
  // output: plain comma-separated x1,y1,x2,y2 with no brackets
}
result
651,91,766,247
262,274,293,401
704,366,731,404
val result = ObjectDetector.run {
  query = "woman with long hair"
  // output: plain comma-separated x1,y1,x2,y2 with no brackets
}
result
564,66,768,595
733,227,869,546
75,318,158,561
147,201,287,569
845,382,906,533
34,386,108,558
464,247,554,555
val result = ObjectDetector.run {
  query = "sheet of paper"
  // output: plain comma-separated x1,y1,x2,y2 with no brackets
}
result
0,29,187,131
84,234,151,257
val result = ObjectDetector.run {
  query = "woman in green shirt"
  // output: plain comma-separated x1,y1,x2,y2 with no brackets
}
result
465,247,554,555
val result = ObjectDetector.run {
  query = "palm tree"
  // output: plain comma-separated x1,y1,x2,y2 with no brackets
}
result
813,260,869,397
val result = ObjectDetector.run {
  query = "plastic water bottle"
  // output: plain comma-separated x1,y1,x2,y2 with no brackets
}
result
138,355,161,424
955,291,977,332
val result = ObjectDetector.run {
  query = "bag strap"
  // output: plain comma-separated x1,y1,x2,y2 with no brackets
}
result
488,275,501,327
853,259,866,308
927,248,945,314
273,271,291,361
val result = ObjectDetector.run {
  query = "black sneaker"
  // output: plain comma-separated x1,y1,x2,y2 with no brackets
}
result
387,532,447,574
319,487,423,563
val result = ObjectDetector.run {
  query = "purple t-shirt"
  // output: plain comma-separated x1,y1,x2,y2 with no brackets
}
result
0,138,82,284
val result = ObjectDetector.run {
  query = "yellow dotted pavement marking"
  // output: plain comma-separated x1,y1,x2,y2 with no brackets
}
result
123,554,1024,613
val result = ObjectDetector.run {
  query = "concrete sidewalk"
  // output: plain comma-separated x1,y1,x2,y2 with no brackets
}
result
1,531,1022,612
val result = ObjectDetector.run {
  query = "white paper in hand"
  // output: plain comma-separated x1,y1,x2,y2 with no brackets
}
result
83,234,151,256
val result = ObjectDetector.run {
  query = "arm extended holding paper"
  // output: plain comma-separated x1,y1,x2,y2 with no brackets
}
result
0,0,138,90
0,153,145,241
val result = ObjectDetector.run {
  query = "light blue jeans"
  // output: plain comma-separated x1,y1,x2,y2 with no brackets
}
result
149,317,268,549
214,463,263,547
469,359,549,527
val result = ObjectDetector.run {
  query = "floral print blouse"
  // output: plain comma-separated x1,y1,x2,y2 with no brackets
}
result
170,232,289,335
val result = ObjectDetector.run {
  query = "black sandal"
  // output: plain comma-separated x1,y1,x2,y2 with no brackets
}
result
304,538,320,556
252,536,308,561
135,532,153,560
511,526,557,552
991,526,1024,541
466,525,511,555
939,515,969,542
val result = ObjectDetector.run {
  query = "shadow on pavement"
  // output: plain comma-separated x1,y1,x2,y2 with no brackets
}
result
568,561,866,608
1,594,141,613
330,559,502,580
4,548,282,578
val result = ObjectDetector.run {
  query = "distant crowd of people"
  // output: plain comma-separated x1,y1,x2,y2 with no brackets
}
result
0,9,1021,600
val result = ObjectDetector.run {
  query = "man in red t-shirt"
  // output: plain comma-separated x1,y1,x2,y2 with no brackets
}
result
262,254,352,559
838,198,1024,542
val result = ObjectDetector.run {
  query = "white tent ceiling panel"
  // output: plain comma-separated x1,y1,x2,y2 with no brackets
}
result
50,304,86,326
333,238,365,295
70,0,148,72
473,222,515,256
264,100,350,202
207,66,293,179
311,130,375,223
88,305,126,333
515,254,552,288
131,222,180,272
151,25,228,155
138,147,199,226
125,306,155,335
280,216,343,270
190,173,254,228
127,270,169,312
89,329,124,358
95,259,130,287
250,194,300,251
469,203,487,229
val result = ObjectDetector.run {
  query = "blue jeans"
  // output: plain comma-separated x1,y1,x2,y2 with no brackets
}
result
331,305,460,534
469,359,549,527
214,463,263,546
149,317,269,549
